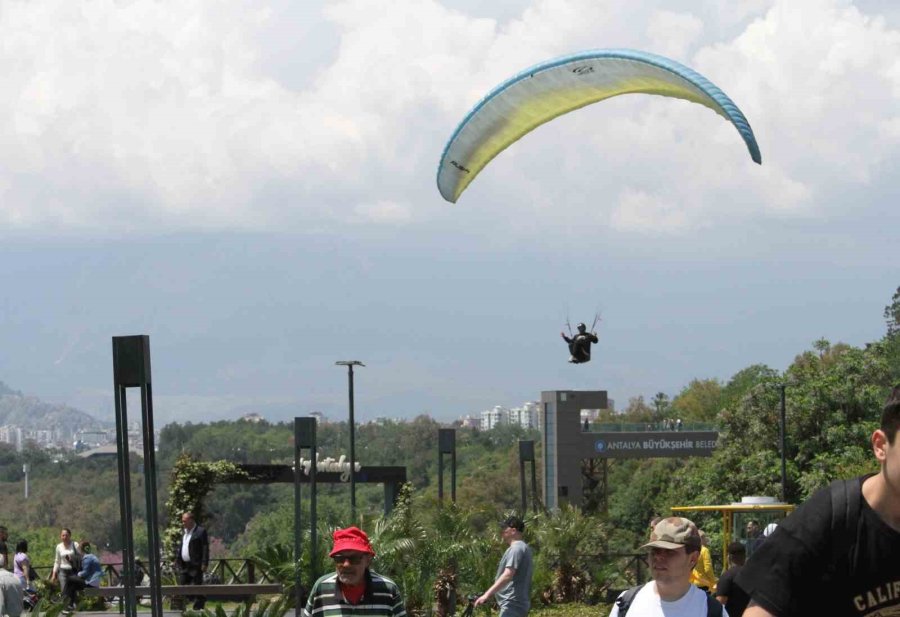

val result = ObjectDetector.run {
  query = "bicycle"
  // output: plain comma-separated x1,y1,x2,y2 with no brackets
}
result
459,594,479,617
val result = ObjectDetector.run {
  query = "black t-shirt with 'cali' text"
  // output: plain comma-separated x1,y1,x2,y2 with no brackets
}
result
737,475,900,617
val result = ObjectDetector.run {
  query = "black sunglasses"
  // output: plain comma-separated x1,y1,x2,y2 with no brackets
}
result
332,554,365,565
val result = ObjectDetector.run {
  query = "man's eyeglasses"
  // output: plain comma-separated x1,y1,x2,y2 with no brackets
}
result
332,554,365,565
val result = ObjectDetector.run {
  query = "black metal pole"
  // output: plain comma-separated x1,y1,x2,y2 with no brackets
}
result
336,361,363,522
113,384,137,617
519,458,527,515
438,450,444,502
451,446,456,503
294,420,302,617
348,365,356,522
780,384,787,502
310,423,318,583
113,336,154,617
140,383,163,617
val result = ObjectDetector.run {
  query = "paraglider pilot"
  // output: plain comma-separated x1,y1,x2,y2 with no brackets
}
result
561,323,598,364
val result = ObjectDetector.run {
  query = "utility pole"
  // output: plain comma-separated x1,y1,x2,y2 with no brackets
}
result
780,384,787,503
336,361,364,521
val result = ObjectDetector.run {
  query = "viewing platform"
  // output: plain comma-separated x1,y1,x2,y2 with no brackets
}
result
584,422,717,433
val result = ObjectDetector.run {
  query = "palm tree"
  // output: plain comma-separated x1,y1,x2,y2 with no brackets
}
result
531,506,607,604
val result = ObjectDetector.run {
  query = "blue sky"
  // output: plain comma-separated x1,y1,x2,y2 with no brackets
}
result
1,0,898,424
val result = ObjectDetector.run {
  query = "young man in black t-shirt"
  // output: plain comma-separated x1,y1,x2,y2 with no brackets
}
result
716,542,750,617
738,385,900,617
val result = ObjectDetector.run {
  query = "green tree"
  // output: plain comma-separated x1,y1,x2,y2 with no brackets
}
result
620,397,654,423
651,393,670,419
670,379,723,423
884,286,900,337
884,286,900,381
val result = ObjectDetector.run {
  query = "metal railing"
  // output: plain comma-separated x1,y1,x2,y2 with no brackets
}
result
29,558,277,587
586,422,717,433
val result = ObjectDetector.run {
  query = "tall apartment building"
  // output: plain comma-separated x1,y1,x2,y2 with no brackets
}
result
480,406,508,430
479,402,540,430
510,401,540,429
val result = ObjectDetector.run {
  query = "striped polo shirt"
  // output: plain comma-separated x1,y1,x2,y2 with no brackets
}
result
303,569,407,617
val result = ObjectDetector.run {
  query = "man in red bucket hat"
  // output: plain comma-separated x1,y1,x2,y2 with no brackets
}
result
303,527,406,617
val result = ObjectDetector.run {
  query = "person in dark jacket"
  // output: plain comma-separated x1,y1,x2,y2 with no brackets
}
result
560,323,599,363
173,512,209,610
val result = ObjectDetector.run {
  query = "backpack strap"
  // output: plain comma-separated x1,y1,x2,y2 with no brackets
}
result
614,585,643,617
828,477,863,580
705,592,723,617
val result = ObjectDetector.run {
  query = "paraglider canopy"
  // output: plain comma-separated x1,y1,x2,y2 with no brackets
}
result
437,48,761,203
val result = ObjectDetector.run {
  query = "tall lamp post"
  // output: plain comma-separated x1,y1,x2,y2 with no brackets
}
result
779,383,787,503
336,360,365,521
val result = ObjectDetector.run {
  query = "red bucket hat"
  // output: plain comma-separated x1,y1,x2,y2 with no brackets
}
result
329,527,375,557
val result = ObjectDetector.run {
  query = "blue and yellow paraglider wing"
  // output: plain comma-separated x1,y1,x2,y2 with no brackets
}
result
437,49,761,203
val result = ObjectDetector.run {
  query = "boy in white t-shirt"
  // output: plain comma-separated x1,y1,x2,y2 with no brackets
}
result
610,517,728,617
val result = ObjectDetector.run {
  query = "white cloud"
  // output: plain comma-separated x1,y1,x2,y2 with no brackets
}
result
610,187,692,234
646,10,704,60
0,0,897,236
352,200,412,224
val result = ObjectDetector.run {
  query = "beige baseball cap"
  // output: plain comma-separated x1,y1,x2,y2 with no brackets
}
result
641,517,701,551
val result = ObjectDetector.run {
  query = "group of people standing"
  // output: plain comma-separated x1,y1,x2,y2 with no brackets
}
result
0,527,102,615
0,510,211,616
0,512,215,617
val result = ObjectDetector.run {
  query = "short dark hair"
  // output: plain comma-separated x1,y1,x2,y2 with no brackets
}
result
502,516,525,532
727,541,746,556
15,540,27,553
880,385,900,444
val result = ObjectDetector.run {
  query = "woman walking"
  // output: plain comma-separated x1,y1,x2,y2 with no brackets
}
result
50,529,80,611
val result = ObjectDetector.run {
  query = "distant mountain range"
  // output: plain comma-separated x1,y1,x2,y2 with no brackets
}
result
0,380,109,433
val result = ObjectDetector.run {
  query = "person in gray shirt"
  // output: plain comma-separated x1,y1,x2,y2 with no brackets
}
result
0,565,23,617
475,516,533,617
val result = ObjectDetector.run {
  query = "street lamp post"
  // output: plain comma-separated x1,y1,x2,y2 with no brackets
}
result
336,360,365,521
779,383,787,503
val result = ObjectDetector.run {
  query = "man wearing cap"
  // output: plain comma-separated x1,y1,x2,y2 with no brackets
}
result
610,517,727,617
475,516,533,617
304,527,406,617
